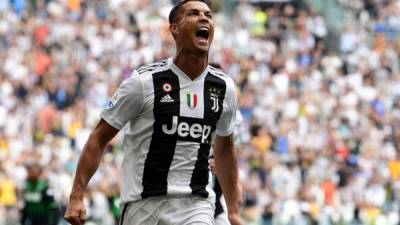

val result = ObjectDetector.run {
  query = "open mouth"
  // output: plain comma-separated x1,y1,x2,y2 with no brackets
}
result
195,27,209,43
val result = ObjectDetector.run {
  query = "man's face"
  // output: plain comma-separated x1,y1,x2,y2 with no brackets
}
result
27,166,41,182
172,1,214,54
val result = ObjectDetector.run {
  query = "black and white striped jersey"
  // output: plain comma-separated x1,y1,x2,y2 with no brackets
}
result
100,57,237,204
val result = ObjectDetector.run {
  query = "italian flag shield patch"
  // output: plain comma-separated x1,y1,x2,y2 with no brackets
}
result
186,93,198,109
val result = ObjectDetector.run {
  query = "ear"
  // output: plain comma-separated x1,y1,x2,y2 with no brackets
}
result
170,24,180,37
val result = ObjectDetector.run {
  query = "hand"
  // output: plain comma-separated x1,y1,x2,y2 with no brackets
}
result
228,213,243,225
209,159,216,175
64,197,86,225
237,184,243,206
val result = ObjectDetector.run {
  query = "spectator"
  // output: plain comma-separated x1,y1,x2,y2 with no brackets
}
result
20,163,59,225
0,0,398,224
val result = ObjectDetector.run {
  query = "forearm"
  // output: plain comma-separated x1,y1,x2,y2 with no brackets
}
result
70,136,105,199
214,136,240,214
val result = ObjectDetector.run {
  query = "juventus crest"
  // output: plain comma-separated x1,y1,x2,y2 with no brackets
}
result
209,88,221,113
210,95,219,112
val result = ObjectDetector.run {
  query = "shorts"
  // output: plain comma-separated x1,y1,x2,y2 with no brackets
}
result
215,212,230,225
119,195,215,225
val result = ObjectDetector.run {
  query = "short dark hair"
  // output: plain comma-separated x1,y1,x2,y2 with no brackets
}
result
169,0,212,24
209,63,222,69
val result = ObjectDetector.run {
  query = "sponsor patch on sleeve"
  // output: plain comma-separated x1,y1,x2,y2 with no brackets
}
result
106,92,119,108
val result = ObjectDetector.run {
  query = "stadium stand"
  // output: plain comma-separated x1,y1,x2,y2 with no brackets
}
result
0,0,399,225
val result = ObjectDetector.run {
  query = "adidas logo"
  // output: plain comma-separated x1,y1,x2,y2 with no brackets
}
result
160,94,174,103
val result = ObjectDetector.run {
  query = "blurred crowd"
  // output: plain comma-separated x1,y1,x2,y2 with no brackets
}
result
0,0,399,225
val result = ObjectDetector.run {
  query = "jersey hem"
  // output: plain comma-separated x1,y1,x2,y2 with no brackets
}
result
215,130,233,137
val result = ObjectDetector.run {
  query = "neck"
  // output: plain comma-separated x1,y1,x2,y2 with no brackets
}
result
173,48,208,80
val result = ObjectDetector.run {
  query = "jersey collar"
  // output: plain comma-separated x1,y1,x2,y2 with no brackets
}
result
169,57,209,82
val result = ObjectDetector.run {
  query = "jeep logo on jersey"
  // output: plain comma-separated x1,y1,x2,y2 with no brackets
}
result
162,116,212,143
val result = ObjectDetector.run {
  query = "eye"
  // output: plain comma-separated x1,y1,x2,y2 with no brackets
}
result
188,11,198,16
206,14,213,19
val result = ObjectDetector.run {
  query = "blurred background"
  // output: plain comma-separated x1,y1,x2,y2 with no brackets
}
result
0,0,399,224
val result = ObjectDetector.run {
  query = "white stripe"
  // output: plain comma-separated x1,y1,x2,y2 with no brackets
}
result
167,142,200,195
134,73,155,199
179,79,204,118
205,171,215,199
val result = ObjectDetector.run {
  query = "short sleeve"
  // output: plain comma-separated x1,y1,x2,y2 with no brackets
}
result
215,79,237,136
100,71,144,130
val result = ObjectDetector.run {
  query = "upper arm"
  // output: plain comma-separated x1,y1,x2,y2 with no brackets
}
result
100,71,145,130
91,119,120,146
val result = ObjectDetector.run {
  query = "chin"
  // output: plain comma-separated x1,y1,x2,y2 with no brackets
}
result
193,44,210,55
193,48,209,56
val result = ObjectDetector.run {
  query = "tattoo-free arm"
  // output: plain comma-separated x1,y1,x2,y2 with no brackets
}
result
69,119,119,199
213,134,242,225
65,119,119,225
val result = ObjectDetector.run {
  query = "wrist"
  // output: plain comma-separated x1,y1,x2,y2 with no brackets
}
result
227,206,240,215
69,192,84,201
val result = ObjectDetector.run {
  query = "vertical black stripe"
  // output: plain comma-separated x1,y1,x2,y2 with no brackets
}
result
119,204,128,225
213,177,224,218
190,73,227,197
141,70,180,198
190,143,211,197
203,73,226,122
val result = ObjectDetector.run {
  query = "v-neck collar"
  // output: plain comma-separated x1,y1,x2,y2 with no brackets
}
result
169,57,209,82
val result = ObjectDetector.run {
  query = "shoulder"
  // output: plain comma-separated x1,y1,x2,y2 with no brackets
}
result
207,66,235,93
124,59,170,84
208,65,229,78
136,59,169,76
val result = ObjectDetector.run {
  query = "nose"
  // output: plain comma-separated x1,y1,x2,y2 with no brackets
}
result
199,12,209,23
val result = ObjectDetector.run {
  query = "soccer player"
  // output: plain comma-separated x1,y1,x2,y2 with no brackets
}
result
64,1,242,225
